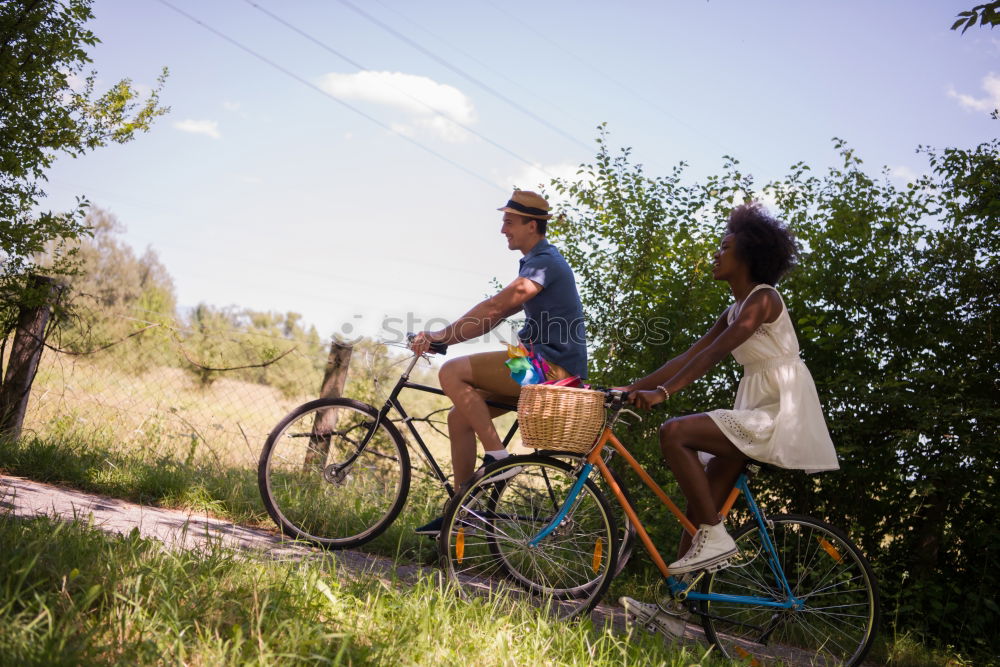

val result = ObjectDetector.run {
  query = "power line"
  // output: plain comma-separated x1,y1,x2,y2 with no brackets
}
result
334,0,594,155
152,0,505,192
478,0,745,163
239,0,557,180
368,0,593,130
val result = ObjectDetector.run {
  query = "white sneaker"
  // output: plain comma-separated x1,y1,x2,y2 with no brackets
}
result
619,597,687,638
668,521,737,574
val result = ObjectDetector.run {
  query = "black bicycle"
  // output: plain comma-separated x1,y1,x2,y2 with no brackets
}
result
258,335,636,564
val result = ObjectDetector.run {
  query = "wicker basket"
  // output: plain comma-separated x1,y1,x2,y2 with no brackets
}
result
517,384,606,454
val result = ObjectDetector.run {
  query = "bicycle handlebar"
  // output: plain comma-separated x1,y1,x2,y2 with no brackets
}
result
592,386,629,409
406,332,448,356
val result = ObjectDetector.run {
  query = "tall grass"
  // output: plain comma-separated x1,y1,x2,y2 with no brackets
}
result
0,515,721,666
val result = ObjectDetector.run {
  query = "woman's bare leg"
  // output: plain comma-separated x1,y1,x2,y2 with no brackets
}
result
677,455,746,557
659,413,747,555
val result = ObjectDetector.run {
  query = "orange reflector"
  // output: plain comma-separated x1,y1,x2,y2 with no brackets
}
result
592,537,603,573
456,528,465,564
818,537,843,562
734,645,760,665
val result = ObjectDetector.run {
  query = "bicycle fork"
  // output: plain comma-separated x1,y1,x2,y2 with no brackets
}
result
527,463,596,546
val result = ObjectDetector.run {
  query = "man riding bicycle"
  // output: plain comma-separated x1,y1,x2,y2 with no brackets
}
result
409,190,587,535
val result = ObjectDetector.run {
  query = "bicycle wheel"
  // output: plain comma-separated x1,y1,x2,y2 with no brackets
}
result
700,514,879,666
537,449,636,577
439,455,618,618
258,397,410,549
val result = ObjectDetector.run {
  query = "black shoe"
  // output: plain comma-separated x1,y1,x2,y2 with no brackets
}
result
414,515,444,536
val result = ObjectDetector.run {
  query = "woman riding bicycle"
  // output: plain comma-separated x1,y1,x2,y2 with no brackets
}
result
623,202,839,576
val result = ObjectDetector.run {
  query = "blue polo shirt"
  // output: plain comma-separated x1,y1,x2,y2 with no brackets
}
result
517,239,588,379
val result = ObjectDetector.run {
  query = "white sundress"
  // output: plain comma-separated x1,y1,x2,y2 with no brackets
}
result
706,284,839,474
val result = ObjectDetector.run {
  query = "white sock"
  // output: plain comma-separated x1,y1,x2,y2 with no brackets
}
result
486,449,510,460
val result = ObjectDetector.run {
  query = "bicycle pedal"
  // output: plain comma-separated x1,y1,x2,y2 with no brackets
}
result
704,558,732,573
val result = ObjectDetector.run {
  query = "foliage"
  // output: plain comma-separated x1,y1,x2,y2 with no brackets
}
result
0,0,168,343
547,129,1000,657
38,206,177,370
952,1,1000,33
178,303,327,397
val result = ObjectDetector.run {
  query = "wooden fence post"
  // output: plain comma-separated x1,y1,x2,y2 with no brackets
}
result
304,340,354,467
0,276,59,440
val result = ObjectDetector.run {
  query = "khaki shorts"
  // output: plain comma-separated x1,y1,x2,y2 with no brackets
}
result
468,350,572,410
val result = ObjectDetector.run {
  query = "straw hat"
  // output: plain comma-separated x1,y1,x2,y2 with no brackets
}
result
497,190,553,220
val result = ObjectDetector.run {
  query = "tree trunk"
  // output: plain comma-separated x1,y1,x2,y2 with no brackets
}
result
0,275,57,440
304,341,354,468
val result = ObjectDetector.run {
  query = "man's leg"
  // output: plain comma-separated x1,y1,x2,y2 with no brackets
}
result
445,404,508,487
438,351,519,488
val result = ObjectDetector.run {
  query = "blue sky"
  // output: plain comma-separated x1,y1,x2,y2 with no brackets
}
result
38,0,999,349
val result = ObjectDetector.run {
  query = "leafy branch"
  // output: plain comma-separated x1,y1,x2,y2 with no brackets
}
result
952,2,1000,33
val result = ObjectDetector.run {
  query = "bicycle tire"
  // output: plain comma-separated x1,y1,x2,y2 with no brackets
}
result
438,455,618,618
699,514,879,666
258,397,410,549
535,450,636,577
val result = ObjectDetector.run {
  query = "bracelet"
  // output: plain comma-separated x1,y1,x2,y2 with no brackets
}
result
656,385,671,400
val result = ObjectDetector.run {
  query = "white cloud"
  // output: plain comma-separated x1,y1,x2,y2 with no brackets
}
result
890,166,918,183
506,162,585,192
948,72,1000,112
174,119,220,139
317,71,476,142
389,122,413,137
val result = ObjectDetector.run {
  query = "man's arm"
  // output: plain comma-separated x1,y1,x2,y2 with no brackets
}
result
410,277,542,353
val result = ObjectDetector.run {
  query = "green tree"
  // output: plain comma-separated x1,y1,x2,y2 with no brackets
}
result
0,0,168,338
42,206,177,365
178,304,328,398
547,130,999,657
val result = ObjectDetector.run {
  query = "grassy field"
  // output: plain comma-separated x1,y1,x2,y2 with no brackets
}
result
23,342,470,469
0,514,724,666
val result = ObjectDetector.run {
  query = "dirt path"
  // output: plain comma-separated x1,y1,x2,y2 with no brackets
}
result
0,474,429,581
0,474,629,631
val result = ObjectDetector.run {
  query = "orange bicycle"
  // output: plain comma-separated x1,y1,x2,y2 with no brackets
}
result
438,388,879,665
